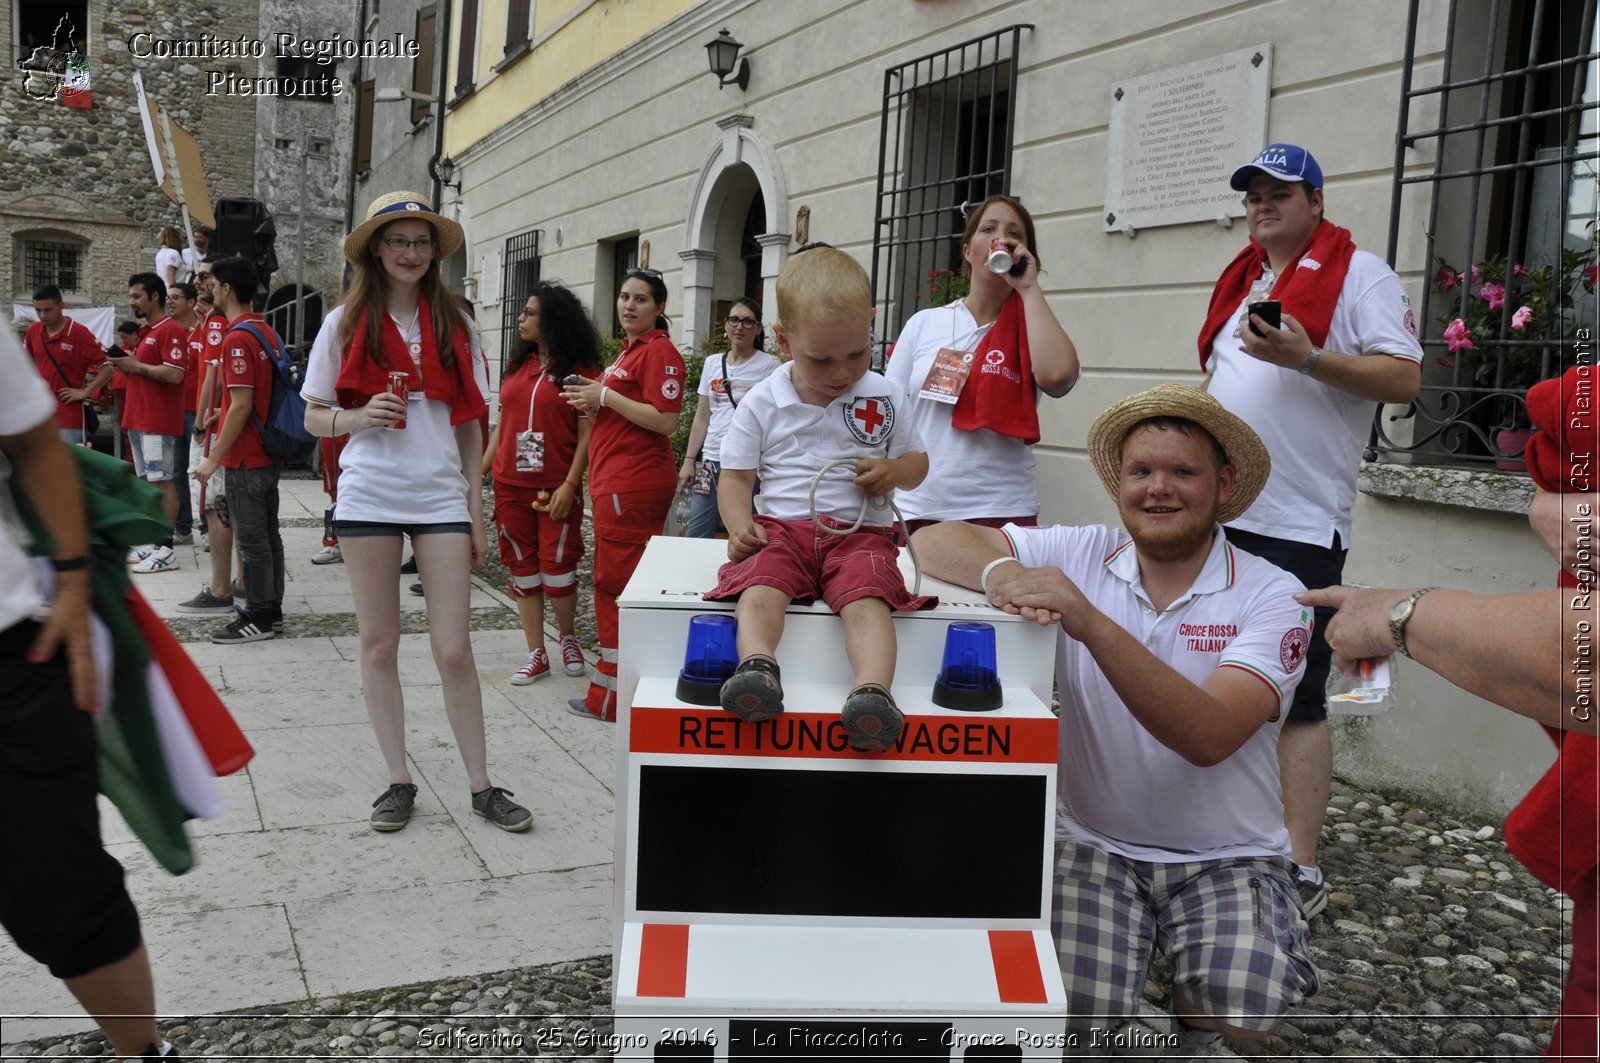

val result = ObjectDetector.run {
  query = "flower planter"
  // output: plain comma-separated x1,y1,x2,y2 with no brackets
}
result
1494,427,1532,472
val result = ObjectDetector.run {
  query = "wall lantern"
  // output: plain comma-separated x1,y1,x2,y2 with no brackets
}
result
704,28,750,91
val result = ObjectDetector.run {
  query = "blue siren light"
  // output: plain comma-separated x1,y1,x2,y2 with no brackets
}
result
676,614,739,706
931,621,1003,712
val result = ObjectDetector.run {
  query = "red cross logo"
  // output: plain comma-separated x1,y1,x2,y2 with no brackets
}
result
854,400,885,434
844,394,895,445
1280,628,1308,673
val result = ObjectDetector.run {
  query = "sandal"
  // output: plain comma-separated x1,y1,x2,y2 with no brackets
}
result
841,683,904,752
719,655,784,722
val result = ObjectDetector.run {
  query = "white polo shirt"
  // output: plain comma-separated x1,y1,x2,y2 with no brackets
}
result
883,301,1042,521
1205,249,1423,547
697,350,782,463
1005,522,1309,862
0,327,59,631
720,366,923,527
302,305,490,525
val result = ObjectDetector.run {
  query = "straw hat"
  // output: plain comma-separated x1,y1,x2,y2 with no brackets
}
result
343,191,464,265
1085,383,1270,525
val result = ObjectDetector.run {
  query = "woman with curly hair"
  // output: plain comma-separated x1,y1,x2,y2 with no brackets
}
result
300,191,532,834
484,282,602,685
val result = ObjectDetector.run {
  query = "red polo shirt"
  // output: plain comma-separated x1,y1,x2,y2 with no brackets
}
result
178,314,207,412
587,330,684,494
25,317,104,431
218,314,276,469
122,314,188,435
492,360,598,488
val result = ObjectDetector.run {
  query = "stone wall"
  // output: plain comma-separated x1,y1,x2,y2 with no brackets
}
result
1,0,258,311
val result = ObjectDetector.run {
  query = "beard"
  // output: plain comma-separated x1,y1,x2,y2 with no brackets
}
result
1123,501,1221,563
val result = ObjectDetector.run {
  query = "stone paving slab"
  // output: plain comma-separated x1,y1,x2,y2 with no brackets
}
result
0,478,621,1036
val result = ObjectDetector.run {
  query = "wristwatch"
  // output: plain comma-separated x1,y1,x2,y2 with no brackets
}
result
1387,587,1437,659
1298,346,1322,376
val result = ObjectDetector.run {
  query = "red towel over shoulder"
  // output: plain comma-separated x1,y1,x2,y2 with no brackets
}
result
1504,365,1600,894
334,296,487,425
1196,219,1357,367
951,291,1040,445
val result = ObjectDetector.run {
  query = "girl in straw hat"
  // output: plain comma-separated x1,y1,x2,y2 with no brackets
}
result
300,191,532,834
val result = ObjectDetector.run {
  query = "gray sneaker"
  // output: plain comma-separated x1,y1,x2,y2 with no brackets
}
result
369,783,418,831
175,587,234,614
471,786,532,832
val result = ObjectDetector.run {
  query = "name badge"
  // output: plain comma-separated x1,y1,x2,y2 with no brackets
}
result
918,346,975,404
515,430,545,473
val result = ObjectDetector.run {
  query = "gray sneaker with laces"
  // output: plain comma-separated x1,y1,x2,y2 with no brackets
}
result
370,783,418,831
472,786,532,832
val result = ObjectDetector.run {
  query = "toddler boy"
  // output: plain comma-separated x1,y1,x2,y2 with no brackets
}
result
705,247,933,752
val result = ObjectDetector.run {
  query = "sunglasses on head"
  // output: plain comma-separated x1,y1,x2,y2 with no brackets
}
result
625,268,663,280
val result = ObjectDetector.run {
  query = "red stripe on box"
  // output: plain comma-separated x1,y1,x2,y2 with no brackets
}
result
629,706,1057,763
636,923,689,998
989,929,1048,1003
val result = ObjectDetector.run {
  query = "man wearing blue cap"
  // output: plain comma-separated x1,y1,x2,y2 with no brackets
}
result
1198,144,1423,920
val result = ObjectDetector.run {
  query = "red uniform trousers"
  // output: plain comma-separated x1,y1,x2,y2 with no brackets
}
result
581,484,675,720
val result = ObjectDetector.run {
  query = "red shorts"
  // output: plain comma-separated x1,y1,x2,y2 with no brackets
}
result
493,480,584,598
704,515,936,614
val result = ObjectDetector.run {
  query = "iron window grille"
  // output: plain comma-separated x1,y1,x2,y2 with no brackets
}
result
24,239,82,293
499,229,541,377
1375,0,1598,468
870,25,1030,364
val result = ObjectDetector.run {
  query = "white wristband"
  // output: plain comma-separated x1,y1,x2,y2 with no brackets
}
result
980,555,1022,595
599,386,609,410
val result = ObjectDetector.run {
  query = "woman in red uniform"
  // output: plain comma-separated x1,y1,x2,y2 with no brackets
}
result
485,282,601,686
562,268,684,721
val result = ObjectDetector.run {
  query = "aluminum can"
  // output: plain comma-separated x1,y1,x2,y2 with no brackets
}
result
387,371,410,430
986,238,1014,275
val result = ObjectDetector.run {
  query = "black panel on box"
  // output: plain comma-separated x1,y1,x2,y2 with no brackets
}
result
636,765,1045,919
728,1019,952,1058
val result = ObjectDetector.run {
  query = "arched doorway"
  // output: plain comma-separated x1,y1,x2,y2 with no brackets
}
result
681,117,789,352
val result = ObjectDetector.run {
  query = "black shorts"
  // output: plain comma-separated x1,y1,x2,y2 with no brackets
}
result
1223,526,1347,724
0,619,142,978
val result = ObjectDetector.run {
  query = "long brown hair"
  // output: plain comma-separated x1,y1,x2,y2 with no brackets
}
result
958,194,1041,279
338,219,472,368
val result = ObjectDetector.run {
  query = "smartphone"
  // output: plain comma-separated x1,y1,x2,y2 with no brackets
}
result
1008,256,1027,278
1246,300,1282,337
562,374,587,387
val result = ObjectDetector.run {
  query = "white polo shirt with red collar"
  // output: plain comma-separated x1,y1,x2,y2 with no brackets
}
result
1002,522,1309,863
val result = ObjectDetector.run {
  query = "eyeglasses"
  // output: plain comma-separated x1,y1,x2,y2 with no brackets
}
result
725,315,758,328
625,268,663,280
518,307,541,319
380,236,436,252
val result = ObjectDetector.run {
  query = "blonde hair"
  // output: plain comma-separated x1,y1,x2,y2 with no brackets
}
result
776,246,871,337
159,225,183,250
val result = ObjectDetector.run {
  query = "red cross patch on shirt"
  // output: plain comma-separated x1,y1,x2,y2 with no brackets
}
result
843,394,894,446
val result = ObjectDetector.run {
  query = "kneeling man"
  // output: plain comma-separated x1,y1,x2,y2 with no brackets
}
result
913,383,1319,1053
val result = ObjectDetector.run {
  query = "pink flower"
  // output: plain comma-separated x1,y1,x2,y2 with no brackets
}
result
1511,304,1534,330
1443,318,1475,352
1513,263,1528,278
1434,267,1457,293
1479,282,1506,309
1470,264,1482,285
1586,262,1599,289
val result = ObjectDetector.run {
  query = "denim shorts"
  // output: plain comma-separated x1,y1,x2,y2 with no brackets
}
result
127,429,180,482
331,519,472,538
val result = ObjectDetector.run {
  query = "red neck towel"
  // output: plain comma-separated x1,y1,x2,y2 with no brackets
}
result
1503,364,1599,894
1196,219,1357,366
335,297,486,425
952,291,1039,445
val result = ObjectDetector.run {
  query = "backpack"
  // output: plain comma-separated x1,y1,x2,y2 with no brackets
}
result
226,320,316,464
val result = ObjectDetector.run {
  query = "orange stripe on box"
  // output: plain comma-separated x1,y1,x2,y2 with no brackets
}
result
988,929,1048,1004
636,923,689,998
629,706,1057,763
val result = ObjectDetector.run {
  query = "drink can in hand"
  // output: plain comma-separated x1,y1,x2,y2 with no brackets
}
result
986,238,1014,275
387,371,410,430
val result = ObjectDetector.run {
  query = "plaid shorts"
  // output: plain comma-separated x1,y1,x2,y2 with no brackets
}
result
1051,841,1319,1037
